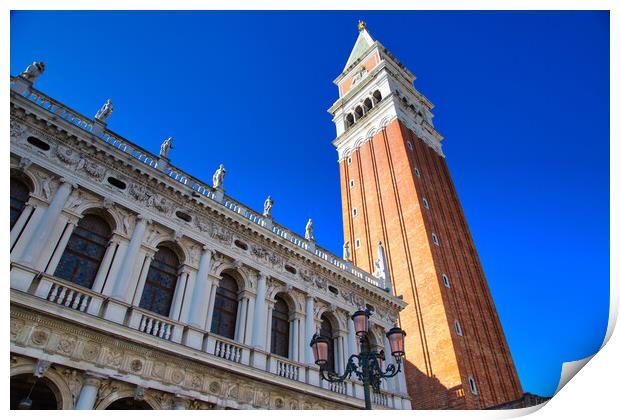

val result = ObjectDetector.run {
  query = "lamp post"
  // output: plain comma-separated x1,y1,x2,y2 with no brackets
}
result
310,309,406,410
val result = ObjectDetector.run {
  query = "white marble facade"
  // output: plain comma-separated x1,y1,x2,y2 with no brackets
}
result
9,75,411,410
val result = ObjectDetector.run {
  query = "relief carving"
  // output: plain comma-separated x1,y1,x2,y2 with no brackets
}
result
62,369,83,406
314,276,327,290
82,341,101,362
56,145,80,165
10,318,25,339
10,118,26,139
170,368,184,385
104,348,124,368
30,328,50,346
57,335,77,355
210,224,232,244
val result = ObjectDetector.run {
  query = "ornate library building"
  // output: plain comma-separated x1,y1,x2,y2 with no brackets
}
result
10,22,541,410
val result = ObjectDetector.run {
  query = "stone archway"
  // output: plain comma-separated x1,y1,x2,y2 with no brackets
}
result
105,397,153,410
10,373,61,410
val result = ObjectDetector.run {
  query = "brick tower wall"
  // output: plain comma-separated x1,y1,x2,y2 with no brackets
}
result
339,118,522,409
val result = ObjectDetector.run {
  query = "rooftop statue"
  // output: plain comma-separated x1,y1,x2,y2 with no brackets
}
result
305,218,314,241
213,164,226,189
373,240,388,281
95,99,114,123
263,195,274,217
343,241,351,261
20,61,46,83
159,137,173,159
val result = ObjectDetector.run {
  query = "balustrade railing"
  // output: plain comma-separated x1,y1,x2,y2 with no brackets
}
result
212,338,244,363
268,354,302,381
372,391,389,407
329,381,348,395
31,274,104,316
136,313,173,340
46,282,92,312
11,77,386,292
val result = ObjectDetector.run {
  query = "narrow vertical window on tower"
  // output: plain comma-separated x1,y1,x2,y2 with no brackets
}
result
349,179,354,188
455,320,463,336
432,233,440,246
407,140,413,151
347,156,353,166
355,239,361,248
422,197,430,209
352,208,358,217
469,376,479,395
414,167,421,177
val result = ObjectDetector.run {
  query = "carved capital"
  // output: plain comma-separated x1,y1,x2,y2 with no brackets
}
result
84,372,107,388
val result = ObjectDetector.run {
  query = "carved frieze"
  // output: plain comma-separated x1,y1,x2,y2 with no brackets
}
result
10,308,351,410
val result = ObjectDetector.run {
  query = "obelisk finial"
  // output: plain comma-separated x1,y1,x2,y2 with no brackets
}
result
358,20,366,31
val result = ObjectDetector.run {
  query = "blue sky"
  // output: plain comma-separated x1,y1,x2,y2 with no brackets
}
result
10,11,609,398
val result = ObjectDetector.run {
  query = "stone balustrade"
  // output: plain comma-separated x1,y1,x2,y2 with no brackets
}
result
127,307,183,343
31,271,105,317
11,77,386,293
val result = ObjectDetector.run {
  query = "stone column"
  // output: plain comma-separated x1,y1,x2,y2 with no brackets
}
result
347,316,358,358
251,273,268,349
130,251,154,305
20,180,74,266
10,202,34,248
265,301,274,352
205,280,219,332
298,313,306,363
187,247,213,329
304,295,315,365
91,236,120,294
104,217,148,323
243,293,255,345
44,219,77,275
75,373,106,410
173,395,190,410
178,269,197,324
235,294,248,343
170,269,190,321
11,202,46,260
110,216,148,302
101,239,128,295
291,316,300,362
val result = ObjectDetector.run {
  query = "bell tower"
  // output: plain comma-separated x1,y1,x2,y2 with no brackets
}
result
329,22,523,409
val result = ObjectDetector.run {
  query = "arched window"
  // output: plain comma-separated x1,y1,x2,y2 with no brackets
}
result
54,214,112,289
139,246,180,317
10,178,30,230
10,374,61,410
364,97,373,113
320,314,336,373
354,106,364,120
210,273,239,339
106,398,153,410
373,90,382,103
345,113,355,129
271,295,290,358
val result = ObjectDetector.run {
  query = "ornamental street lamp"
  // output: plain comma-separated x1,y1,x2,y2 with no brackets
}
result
310,309,406,410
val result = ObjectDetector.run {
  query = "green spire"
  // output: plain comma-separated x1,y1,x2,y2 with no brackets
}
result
343,21,375,71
